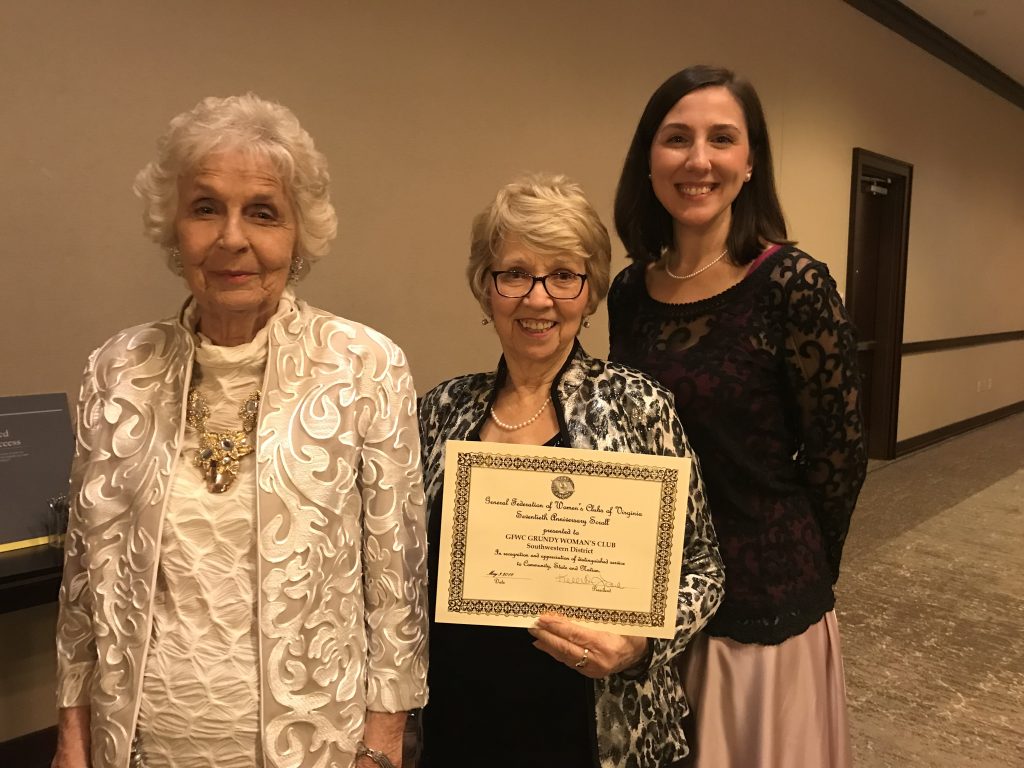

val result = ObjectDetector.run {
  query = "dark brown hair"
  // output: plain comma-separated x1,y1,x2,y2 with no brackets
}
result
613,65,792,264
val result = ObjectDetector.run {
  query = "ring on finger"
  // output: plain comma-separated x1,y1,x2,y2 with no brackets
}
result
574,647,590,669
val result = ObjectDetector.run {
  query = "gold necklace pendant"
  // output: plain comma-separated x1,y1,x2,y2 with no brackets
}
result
186,386,261,493
194,428,255,493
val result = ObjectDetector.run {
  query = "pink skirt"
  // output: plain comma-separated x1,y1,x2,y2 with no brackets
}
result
679,611,852,768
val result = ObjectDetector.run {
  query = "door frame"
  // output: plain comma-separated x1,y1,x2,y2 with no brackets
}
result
845,148,913,459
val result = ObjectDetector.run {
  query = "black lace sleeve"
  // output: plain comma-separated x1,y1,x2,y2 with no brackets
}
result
781,255,868,582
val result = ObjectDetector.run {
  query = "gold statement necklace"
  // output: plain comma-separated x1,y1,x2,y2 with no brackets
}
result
185,371,261,493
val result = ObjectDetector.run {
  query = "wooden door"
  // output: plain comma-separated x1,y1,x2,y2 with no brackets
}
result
845,149,913,459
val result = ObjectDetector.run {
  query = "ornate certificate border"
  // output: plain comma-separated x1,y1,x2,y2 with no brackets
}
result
445,450,680,630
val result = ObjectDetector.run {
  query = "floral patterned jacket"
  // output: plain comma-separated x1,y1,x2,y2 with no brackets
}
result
56,291,429,768
418,342,724,767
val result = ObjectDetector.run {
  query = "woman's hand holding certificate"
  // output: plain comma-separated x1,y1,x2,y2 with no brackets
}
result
528,612,650,677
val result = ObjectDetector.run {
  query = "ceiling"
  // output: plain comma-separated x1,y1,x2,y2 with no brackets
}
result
900,0,1024,86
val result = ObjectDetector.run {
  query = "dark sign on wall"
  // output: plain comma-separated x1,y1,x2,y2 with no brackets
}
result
0,394,74,552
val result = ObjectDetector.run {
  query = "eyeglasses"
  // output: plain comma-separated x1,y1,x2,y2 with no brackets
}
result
490,269,588,300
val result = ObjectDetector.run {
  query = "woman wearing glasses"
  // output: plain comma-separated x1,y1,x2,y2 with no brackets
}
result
417,174,724,767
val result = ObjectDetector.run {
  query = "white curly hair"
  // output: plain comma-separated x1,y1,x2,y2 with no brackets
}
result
133,93,337,278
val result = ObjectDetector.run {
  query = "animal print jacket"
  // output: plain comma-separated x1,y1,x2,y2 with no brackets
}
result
419,341,724,767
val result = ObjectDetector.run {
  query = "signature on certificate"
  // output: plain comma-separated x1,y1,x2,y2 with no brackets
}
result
554,574,627,592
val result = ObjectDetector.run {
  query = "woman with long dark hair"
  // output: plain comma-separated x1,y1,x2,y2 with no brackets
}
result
608,65,867,767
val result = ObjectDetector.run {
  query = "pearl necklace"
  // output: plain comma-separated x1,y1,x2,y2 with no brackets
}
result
490,396,551,431
663,248,729,280
185,379,261,494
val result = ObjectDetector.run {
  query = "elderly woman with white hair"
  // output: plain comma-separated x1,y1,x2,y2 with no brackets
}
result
53,94,428,768
417,174,724,767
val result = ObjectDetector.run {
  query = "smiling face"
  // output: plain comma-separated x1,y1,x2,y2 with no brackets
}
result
175,150,297,336
649,86,753,238
488,239,590,372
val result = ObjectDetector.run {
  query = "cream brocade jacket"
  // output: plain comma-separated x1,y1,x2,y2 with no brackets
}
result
56,293,429,768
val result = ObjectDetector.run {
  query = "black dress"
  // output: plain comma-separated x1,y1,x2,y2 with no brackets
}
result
420,435,597,768
608,245,867,645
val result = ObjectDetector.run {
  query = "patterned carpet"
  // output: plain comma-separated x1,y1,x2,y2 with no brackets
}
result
837,414,1024,767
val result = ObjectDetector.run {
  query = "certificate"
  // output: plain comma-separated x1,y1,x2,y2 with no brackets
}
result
435,440,691,638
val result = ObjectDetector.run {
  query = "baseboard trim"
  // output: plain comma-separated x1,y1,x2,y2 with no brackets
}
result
896,401,1024,456
902,330,1024,356
0,725,57,768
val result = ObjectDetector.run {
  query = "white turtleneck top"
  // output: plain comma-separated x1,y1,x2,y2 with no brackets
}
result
136,301,288,767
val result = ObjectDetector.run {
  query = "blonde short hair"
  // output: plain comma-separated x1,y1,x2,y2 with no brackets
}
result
467,174,611,316
133,93,337,279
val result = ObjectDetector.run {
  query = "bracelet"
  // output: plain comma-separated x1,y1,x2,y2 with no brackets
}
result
356,742,397,768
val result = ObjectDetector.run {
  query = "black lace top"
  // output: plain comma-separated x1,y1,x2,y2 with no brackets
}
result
608,245,867,644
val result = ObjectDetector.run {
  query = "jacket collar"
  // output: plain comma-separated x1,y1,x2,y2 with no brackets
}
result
477,338,591,438
493,338,589,395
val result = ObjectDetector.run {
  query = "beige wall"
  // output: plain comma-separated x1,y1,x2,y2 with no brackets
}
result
2,0,1022,413
899,341,1024,440
1,0,1021,741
